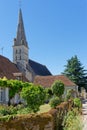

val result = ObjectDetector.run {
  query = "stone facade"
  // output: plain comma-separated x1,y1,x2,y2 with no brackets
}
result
13,9,33,82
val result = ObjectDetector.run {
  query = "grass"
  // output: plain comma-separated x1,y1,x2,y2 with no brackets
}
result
0,104,51,115
38,104,51,113
63,108,83,130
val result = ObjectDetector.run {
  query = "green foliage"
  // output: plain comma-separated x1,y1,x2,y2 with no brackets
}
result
73,98,82,109
8,80,24,98
63,109,82,130
0,105,17,116
0,78,31,98
0,77,8,87
0,115,14,122
51,80,64,97
49,96,61,108
17,107,31,114
45,88,53,102
21,85,46,113
0,104,29,116
63,55,87,91
45,88,53,96
65,89,74,101
0,107,9,116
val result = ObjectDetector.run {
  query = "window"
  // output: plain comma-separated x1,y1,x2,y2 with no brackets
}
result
20,56,21,60
20,49,21,53
16,56,17,60
16,50,17,54
0,88,3,102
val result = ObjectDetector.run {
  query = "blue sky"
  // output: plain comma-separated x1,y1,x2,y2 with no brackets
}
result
0,0,87,75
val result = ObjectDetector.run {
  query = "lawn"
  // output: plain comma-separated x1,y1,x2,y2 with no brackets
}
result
38,104,51,113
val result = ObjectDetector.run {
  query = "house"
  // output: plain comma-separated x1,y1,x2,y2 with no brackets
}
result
34,75,78,96
0,55,28,104
0,55,28,81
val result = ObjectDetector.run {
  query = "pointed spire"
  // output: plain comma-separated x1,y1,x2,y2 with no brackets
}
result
14,8,28,47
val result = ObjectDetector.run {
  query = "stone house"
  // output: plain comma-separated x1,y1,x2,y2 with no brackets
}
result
0,55,28,104
34,75,78,97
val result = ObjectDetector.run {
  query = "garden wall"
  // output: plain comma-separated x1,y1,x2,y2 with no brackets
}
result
0,100,73,130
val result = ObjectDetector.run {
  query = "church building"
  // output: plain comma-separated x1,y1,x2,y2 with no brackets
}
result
13,9,52,82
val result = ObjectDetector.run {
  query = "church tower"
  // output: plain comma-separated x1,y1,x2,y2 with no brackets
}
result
13,9,33,81
13,8,52,81
13,9,29,67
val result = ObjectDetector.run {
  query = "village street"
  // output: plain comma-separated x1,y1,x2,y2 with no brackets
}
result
82,99,87,130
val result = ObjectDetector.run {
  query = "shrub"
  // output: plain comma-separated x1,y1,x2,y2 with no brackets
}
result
0,105,17,116
45,88,53,97
0,107,9,116
73,98,82,109
21,84,46,113
17,107,31,114
45,88,53,102
51,80,64,98
0,104,26,116
65,89,74,101
49,96,61,108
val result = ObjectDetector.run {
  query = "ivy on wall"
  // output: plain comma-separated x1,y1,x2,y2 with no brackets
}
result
0,77,30,98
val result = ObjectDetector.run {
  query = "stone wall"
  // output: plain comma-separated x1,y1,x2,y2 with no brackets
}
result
0,100,73,130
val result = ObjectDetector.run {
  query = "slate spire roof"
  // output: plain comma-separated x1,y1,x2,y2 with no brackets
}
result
14,8,28,47
29,59,52,76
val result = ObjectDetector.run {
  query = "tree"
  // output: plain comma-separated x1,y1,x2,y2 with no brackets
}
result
51,80,65,98
50,80,64,108
63,55,87,91
21,84,46,112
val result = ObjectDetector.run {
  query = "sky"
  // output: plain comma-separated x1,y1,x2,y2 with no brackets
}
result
0,0,87,75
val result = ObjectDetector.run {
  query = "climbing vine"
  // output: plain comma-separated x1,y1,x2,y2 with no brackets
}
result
0,77,30,98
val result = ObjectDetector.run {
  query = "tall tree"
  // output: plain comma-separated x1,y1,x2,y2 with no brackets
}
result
63,55,87,91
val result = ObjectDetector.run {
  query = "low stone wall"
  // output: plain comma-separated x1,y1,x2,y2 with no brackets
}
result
0,100,73,130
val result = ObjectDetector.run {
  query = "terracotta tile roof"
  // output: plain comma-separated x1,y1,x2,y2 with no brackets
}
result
34,75,77,88
0,55,28,81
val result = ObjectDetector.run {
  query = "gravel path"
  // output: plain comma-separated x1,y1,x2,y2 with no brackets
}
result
82,99,87,130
